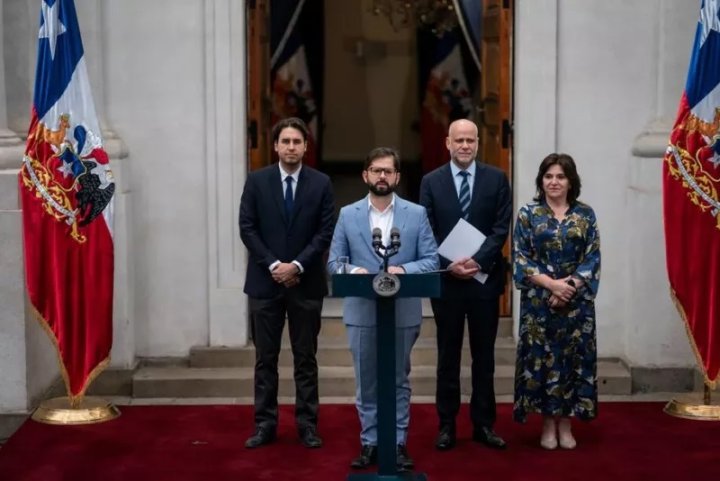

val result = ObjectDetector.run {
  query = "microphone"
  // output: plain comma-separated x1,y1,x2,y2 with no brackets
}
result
389,227,401,251
372,227,383,253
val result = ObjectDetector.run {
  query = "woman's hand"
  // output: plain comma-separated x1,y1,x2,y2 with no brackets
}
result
548,294,567,309
562,275,584,289
549,279,576,302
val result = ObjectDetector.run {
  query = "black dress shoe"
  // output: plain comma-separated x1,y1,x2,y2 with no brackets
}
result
396,444,414,472
473,426,507,450
350,445,377,469
299,426,323,448
244,426,276,448
435,425,456,450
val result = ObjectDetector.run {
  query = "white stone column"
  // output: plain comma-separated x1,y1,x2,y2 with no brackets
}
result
2,0,35,136
0,1,25,169
1,0,62,416
0,0,29,414
625,0,696,369
632,0,697,157
0,173,27,413
76,0,128,159
204,0,249,346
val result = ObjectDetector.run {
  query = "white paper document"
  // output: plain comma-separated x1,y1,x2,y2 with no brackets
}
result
437,218,488,284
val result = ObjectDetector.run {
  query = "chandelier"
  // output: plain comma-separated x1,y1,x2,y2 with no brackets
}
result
371,0,459,36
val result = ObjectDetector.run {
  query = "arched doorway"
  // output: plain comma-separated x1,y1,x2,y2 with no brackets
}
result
246,0,514,315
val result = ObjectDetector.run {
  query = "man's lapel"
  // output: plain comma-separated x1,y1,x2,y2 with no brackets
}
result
393,196,408,234
354,198,374,255
441,163,463,217
470,161,483,214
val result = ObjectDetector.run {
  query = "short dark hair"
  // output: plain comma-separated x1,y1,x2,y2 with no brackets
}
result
272,117,309,143
534,153,582,203
364,147,401,171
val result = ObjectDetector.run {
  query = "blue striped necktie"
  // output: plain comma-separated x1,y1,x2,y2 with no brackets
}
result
284,176,294,219
458,170,471,220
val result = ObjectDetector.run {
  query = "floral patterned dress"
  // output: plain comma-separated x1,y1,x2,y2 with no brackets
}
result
512,201,601,422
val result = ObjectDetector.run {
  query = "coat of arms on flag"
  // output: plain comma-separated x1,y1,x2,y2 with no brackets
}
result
19,0,115,404
664,0,720,388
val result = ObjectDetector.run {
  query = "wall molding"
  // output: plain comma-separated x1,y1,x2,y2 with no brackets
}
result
631,117,672,158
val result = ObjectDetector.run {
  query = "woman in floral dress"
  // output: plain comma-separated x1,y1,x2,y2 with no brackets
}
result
512,153,601,450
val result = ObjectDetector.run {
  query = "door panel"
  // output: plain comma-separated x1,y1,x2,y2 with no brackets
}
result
247,0,271,172
480,0,513,316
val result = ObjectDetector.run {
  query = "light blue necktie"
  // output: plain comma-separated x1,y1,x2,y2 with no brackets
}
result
284,176,294,219
458,171,471,220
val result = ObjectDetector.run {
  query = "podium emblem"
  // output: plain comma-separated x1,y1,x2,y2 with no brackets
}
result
372,272,401,297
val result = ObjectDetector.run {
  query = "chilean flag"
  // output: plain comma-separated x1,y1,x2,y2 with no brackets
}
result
270,0,323,167
663,0,720,388
19,0,114,403
418,27,478,174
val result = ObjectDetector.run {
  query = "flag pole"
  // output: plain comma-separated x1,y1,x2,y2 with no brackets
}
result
704,382,712,405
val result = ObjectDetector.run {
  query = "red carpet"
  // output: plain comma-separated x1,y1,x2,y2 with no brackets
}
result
0,403,719,480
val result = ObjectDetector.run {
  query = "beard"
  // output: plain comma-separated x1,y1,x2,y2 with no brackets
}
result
367,180,396,196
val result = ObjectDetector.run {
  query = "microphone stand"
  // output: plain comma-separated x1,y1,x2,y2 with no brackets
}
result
375,242,400,272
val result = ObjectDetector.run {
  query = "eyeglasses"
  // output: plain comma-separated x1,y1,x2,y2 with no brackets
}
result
367,167,398,176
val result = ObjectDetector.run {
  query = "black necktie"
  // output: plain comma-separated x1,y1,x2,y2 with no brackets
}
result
284,176,294,219
458,171,471,220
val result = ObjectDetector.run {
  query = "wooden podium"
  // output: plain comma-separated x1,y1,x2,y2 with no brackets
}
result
332,273,441,481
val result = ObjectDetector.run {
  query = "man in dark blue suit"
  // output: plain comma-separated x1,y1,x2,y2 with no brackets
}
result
239,117,335,449
419,119,512,451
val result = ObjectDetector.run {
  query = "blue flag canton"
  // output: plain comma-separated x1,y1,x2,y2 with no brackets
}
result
34,0,85,118
686,1,720,109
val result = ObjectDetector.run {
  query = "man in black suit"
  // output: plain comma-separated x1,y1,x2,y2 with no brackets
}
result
419,119,512,451
239,117,335,449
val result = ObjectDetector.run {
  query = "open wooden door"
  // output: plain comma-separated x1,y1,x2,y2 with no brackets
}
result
247,0,272,171
479,0,513,316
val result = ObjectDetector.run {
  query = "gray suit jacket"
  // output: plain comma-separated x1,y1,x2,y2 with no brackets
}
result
327,195,439,327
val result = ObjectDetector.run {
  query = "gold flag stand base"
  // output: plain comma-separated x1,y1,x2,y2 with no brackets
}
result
664,384,720,421
31,396,121,425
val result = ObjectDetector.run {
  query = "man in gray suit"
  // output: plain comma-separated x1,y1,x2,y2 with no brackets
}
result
327,147,439,471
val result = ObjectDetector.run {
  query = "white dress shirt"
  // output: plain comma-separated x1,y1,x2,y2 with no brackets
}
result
368,194,395,246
